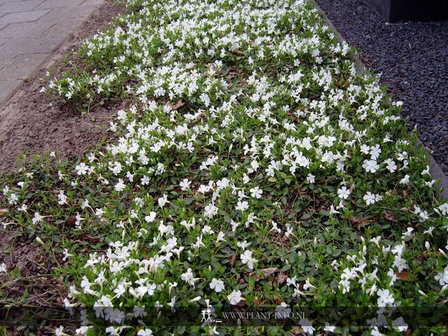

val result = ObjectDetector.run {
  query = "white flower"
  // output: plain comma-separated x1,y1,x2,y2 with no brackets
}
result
363,159,379,173
419,210,429,222
425,180,435,188
8,193,18,205
438,203,448,216
324,323,336,332
317,135,336,148
110,162,122,175
240,250,257,270
337,186,350,200
243,174,250,184
339,279,350,294
237,240,250,249
423,226,434,235
421,165,430,175
75,326,90,335
249,186,263,199
137,329,153,336
306,173,315,183
75,162,89,175
370,145,381,160
210,278,225,293
368,283,377,296
286,276,297,287
202,225,213,234
370,236,381,245
18,204,28,212
399,174,410,184
200,93,210,107
115,179,126,192
57,191,67,205
181,268,196,287
236,200,249,212
377,288,395,307
414,206,422,215
363,192,377,205
95,208,104,218
62,249,73,262
105,326,126,335
179,179,191,191
2,185,9,194
227,290,243,305
371,326,384,336
158,195,168,208
329,205,339,215
392,317,408,332
401,227,413,239
216,178,229,189
145,212,157,223
303,279,315,290
216,231,225,242
299,318,315,335
204,203,218,218
435,266,448,286
0,263,7,273
32,212,44,225
250,160,259,172
360,144,370,154
55,326,68,336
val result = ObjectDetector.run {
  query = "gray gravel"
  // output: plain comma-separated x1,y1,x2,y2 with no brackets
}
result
315,0,448,175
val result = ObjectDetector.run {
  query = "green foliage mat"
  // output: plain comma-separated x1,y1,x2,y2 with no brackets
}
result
2,0,448,334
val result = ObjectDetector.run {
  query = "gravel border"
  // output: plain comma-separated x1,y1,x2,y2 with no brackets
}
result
314,0,448,180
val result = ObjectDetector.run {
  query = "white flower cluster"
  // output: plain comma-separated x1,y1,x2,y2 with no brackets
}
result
2,0,445,334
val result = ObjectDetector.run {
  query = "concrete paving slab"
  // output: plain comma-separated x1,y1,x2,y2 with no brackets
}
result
68,3,100,19
0,0,105,105
44,17,82,36
0,0,45,14
0,9,49,25
0,53,14,71
0,19,54,37
0,79,20,102
0,34,65,55
34,0,84,10
82,0,105,6
0,52,47,80
39,7,82,23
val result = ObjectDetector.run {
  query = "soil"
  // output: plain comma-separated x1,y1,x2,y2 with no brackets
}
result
315,0,448,175
0,228,63,301
0,216,71,333
0,0,127,174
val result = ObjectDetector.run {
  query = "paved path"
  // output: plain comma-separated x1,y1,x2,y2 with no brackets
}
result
0,0,105,104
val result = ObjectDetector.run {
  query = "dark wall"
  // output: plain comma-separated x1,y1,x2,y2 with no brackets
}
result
363,0,448,22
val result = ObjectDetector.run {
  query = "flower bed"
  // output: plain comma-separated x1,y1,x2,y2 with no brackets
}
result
2,0,448,334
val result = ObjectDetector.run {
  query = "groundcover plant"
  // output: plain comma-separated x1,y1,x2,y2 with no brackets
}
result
2,0,448,334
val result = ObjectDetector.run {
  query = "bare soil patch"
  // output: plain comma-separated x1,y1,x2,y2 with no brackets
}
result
0,228,63,303
0,0,127,174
